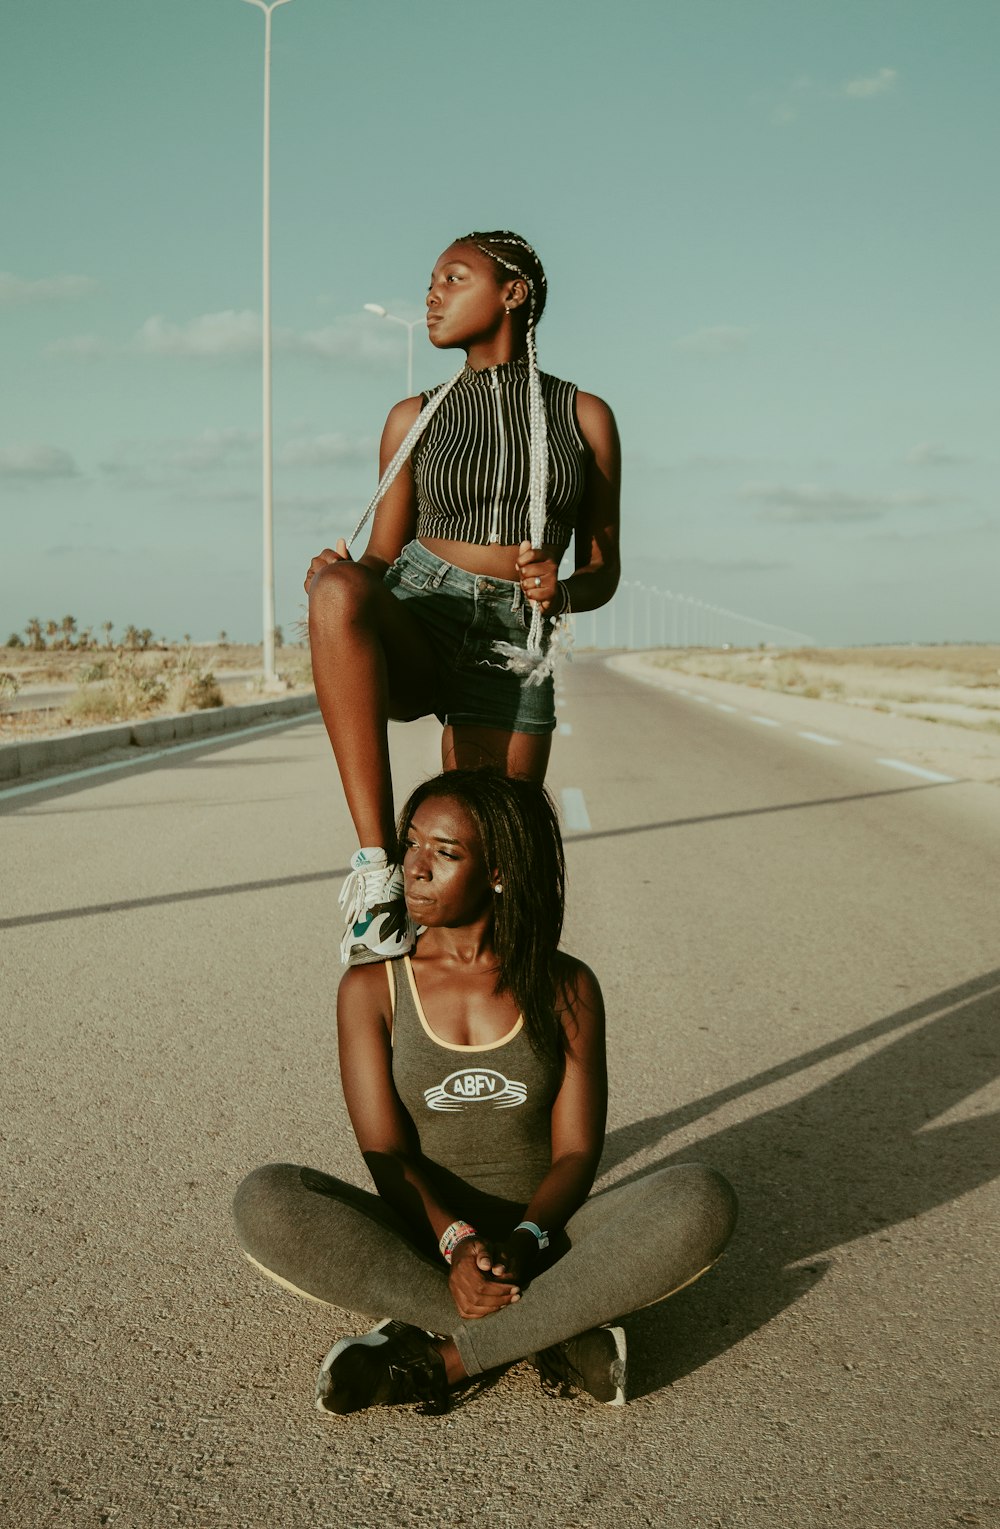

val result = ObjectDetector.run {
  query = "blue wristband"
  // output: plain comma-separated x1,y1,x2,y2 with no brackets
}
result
513,1220,549,1250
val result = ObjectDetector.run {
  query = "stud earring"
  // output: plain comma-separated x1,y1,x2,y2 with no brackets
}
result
493,883,503,895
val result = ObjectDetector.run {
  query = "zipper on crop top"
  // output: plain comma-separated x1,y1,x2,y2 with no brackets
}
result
487,371,506,544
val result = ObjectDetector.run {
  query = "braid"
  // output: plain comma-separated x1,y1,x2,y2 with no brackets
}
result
349,230,564,679
459,231,551,661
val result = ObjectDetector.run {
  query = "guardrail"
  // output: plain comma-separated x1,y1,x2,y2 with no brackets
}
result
576,582,814,650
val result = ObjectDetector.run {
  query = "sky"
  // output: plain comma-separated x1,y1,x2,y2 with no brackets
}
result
2,0,997,648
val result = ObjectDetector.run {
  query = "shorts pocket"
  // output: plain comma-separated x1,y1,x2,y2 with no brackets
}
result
395,563,439,593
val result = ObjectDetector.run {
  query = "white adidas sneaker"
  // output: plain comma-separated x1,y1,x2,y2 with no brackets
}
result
338,847,415,965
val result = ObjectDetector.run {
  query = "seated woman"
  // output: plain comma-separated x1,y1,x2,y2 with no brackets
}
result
233,771,737,1413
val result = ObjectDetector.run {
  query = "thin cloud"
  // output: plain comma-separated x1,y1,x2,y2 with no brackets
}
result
769,67,898,125
279,432,375,469
0,444,80,479
97,426,373,489
49,310,403,369
744,481,950,523
843,67,897,98
46,334,110,359
906,442,970,468
99,429,259,481
44,543,124,559
137,311,261,358
0,272,97,305
674,556,791,573
674,326,754,356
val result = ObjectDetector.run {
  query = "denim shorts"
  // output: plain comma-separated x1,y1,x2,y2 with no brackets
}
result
383,540,556,735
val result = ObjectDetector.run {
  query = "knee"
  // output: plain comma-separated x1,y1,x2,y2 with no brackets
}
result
647,1162,738,1260
682,1163,738,1257
308,557,377,624
232,1162,300,1254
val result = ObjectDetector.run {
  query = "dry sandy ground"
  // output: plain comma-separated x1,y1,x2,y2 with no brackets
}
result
607,648,1000,790
0,644,313,742
647,646,1000,731
6,644,1000,746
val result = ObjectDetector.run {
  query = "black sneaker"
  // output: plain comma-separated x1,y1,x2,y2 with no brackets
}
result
533,1325,626,1406
315,1320,449,1416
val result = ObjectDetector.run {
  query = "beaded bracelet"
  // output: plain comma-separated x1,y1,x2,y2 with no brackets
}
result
439,1220,477,1265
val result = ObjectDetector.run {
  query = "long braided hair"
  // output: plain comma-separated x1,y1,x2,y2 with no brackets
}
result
396,769,568,1062
343,231,554,670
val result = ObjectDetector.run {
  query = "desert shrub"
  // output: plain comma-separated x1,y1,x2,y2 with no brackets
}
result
70,652,167,723
79,661,108,683
163,648,223,711
168,670,223,712
0,671,20,708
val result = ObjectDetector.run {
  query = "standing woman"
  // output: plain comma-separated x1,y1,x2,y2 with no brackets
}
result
233,771,736,1414
305,231,620,964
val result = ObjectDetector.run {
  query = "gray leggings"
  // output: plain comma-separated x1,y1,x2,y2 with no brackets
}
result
233,1162,737,1378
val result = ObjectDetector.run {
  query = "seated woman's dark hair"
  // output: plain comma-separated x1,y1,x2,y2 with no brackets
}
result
396,769,566,1060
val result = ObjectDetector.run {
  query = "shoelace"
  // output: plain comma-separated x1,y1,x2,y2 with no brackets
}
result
385,1350,449,1415
338,861,392,928
534,1341,581,1395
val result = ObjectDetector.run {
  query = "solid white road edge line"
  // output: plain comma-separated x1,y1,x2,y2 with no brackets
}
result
0,713,317,802
561,787,592,831
876,758,956,784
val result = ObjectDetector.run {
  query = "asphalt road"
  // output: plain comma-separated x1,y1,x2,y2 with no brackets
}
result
2,656,998,1529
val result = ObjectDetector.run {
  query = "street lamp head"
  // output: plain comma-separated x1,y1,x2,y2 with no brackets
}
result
363,303,388,317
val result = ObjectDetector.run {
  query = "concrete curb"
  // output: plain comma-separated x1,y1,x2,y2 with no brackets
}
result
0,691,319,785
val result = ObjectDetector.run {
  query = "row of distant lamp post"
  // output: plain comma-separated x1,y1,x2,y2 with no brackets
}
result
577,583,814,652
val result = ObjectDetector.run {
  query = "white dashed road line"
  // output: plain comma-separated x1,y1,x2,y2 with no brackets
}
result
559,723,573,736
561,787,592,831
654,680,960,785
875,758,956,784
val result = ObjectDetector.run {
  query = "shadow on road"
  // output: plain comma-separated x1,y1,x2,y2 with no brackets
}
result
0,866,351,930
3,779,953,930
600,967,1000,1399
564,778,956,847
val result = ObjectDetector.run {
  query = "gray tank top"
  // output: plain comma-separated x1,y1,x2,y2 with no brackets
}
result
389,956,562,1222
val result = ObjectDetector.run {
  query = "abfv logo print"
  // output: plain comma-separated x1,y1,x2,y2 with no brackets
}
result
424,1069,527,1111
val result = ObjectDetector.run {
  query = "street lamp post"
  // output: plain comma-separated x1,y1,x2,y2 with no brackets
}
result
363,304,422,396
241,0,292,686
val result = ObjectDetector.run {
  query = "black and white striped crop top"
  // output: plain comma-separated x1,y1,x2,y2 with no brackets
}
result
412,359,588,554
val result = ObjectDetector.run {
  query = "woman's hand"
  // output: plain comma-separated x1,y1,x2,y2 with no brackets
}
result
515,543,563,615
487,1229,540,1288
448,1238,520,1320
304,538,351,594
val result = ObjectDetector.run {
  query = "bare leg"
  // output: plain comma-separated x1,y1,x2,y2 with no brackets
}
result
442,724,552,783
308,561,439,848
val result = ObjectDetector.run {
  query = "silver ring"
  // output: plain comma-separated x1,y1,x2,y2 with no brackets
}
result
534,576,542,588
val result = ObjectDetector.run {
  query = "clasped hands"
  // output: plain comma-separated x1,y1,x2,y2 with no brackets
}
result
447,1231,539,1320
